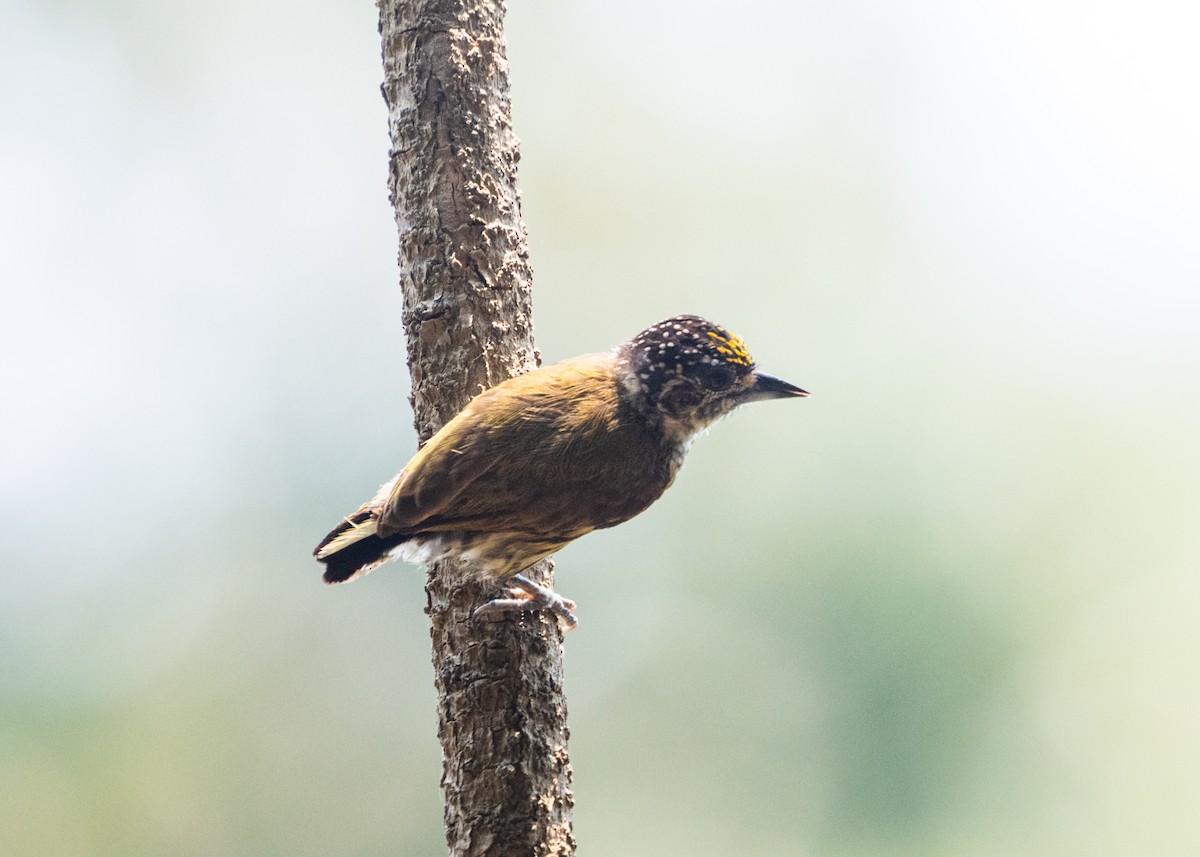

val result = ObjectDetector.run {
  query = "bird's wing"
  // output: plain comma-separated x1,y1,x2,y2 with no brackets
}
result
375,355,643,538
374,409,503,535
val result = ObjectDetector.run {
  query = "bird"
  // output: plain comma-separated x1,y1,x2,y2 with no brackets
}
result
313,314,808,629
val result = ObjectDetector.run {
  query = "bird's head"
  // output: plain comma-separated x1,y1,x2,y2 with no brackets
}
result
617,315,808,440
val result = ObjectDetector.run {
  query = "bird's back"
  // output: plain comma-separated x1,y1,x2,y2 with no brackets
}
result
380,353,679,543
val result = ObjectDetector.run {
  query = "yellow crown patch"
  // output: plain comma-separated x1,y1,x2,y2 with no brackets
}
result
706,329,753,367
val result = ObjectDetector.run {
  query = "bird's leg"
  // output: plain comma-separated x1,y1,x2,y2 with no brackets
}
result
472,574,579,631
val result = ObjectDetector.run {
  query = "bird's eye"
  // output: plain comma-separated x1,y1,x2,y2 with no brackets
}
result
693,362,736,391
658,383,704,416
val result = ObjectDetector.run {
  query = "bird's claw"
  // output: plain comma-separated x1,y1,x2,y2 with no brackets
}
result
472,575,578,631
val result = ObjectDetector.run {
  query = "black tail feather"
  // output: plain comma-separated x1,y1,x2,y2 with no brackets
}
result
314,510,408,584
318,532,407,584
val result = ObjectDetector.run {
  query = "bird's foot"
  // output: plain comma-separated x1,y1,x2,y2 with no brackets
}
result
472,574,578,631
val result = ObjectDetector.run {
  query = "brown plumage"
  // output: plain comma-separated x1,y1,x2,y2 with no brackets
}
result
314,315,807,627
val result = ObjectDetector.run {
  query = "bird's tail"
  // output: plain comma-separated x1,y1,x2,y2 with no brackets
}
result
313,509,407,584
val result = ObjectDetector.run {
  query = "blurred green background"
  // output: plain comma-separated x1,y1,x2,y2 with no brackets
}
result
4,0,1199,854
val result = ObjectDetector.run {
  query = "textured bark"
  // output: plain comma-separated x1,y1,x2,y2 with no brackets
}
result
377,0,575,854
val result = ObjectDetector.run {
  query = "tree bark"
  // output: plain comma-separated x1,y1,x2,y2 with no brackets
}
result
377,1,574,855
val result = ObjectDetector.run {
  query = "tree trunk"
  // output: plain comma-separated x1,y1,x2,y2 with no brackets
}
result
377,0,575,855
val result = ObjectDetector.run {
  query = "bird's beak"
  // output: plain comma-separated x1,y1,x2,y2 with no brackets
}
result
741,371,809,403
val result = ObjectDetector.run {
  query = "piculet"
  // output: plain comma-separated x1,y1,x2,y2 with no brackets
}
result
314,315,808,628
